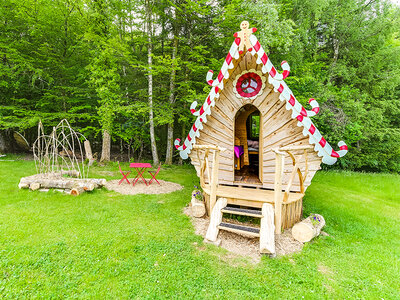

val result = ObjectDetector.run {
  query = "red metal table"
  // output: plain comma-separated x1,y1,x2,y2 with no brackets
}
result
129,163,152,186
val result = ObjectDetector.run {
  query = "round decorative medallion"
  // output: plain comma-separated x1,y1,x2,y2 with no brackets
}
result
233,69,266,100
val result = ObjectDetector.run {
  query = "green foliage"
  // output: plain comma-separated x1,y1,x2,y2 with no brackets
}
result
219,0,295,53
280,0,400,172
0,0,399,170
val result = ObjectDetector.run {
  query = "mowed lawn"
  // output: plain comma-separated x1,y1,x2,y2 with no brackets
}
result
0,158,399,298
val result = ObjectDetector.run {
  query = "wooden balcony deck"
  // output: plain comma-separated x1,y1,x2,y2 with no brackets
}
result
203,184,304,208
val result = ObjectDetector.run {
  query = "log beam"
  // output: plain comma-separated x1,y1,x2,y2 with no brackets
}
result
292,214,326,243
19,174,106,192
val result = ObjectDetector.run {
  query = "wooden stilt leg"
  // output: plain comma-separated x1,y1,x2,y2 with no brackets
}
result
274,151,284,234
260,203,275,254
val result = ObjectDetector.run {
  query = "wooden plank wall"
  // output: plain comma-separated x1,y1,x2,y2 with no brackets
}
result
260,93,322,191
189,52,322,191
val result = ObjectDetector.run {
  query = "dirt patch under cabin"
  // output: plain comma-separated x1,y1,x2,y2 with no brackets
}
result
183,206,304,264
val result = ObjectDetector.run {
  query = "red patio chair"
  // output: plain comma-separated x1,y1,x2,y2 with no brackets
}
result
148,164,161,185
118,161,131,185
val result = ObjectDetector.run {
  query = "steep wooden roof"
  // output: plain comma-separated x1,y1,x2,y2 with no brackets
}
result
175,25,348,165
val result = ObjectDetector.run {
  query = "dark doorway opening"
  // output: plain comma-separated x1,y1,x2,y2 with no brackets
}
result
234,104,261,185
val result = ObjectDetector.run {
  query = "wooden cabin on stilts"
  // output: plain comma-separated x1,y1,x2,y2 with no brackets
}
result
174,21,348,255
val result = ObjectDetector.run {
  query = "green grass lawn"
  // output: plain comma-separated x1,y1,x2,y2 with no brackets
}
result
0,158,399,298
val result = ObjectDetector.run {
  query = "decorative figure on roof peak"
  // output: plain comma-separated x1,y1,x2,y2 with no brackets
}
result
234,21,257,55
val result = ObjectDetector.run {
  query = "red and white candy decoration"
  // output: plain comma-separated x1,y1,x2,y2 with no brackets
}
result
206,41,240,90
249,35,290,81
249,34,347,164
175,22,348,164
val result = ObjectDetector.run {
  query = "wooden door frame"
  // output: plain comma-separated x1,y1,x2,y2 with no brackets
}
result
232,104,262,184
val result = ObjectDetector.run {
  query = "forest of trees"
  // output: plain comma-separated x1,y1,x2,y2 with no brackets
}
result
0,0,399,172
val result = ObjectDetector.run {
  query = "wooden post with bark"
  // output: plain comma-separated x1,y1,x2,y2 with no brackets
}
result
273,149,285,234
259,203,275,254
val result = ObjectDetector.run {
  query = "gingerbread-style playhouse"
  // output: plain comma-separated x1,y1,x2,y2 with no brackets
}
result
175,21,348,254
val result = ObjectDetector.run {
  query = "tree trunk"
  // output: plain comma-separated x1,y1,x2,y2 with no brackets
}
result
330,21,339,83
0,130,13,153
100,129,111,162
146,2,159,166
333,37,339,65
84,140,95,166
139,140,144,161
165,35,178,165
178,106,186,165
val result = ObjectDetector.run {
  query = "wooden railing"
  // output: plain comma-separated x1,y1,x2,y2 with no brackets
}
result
273,145,313,234
194,144,226,211
195,143,310,233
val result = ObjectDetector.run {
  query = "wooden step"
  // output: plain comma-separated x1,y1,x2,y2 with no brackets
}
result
221,206,262,218
218,222,260,238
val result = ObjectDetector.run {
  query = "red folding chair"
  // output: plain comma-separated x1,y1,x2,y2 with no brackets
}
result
118,162,131,185
148,164,161,185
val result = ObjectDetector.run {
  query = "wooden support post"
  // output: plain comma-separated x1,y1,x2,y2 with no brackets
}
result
283,158,300,203
259,203,275,254
205,153,210,184
205,197,227,242
301,150,308,193
273,150,285,234
209,149,220,212
197,150,206,189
